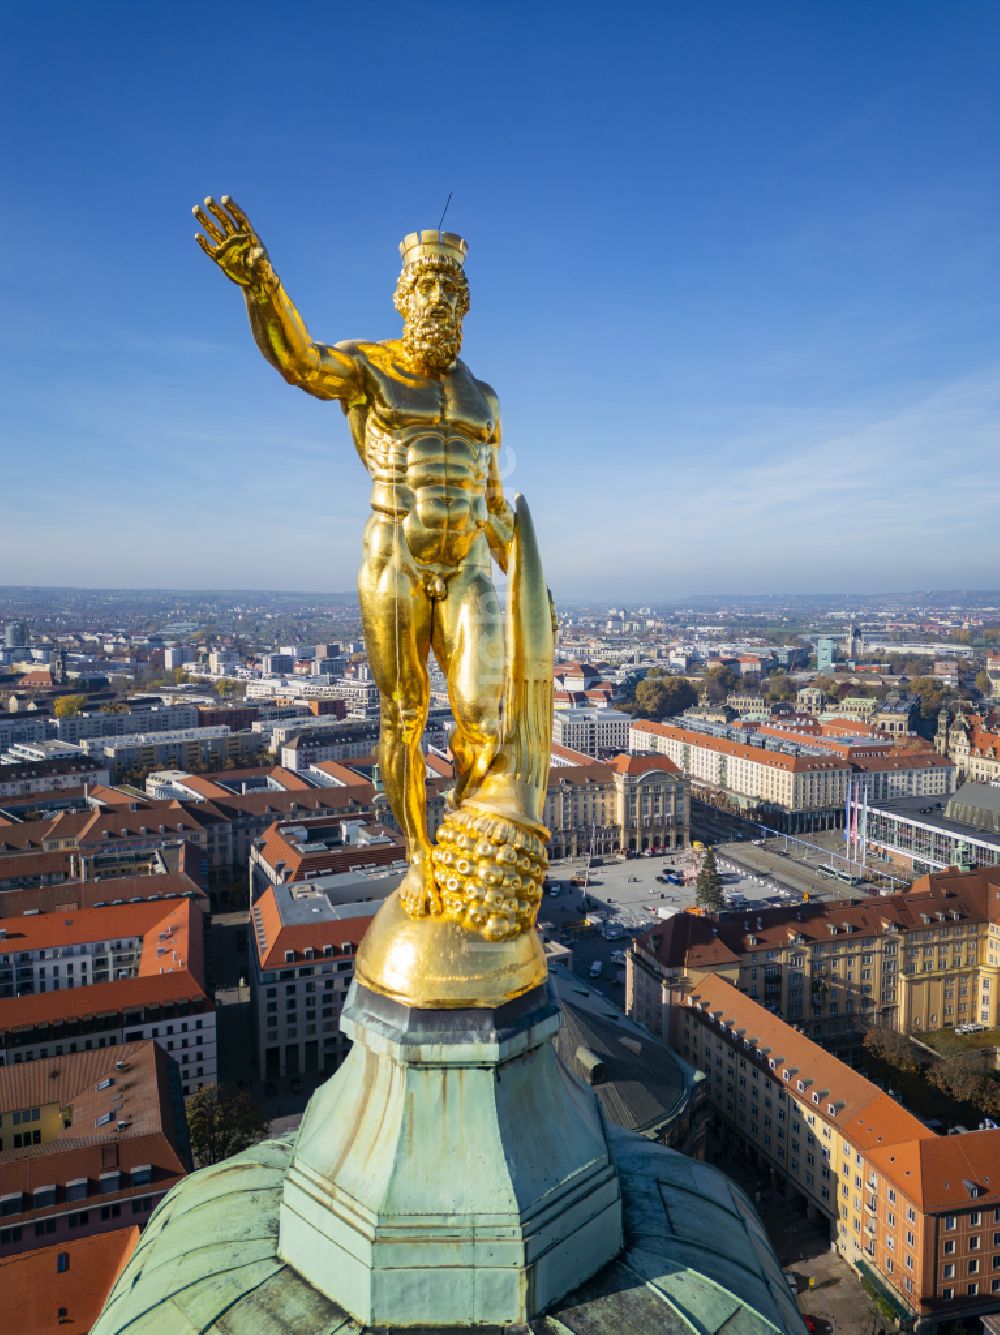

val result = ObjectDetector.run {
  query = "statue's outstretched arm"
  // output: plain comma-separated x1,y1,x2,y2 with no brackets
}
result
483,391,514,573
193,196,361,403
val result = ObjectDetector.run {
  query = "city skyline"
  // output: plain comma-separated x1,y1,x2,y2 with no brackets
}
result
4,3,1000,594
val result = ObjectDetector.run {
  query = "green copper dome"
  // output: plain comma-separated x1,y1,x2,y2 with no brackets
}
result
93,1129,802,1334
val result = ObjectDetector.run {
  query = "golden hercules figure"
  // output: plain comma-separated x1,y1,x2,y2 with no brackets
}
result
195,197,554,1004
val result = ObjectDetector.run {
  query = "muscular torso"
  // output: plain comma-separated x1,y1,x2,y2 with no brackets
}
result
341,342,497,569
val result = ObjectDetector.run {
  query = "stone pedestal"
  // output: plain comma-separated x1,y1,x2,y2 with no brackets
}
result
278,980,623,1328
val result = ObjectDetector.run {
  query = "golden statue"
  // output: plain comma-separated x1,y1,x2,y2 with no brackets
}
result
195,197,554,1006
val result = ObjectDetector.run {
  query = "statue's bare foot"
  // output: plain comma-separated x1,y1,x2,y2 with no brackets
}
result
399,856,442,918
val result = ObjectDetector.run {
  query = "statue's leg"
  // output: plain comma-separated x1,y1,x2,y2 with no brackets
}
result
359,521,438,915
431,562,503,809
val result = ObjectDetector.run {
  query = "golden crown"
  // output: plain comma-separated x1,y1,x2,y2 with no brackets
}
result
399,230,468,268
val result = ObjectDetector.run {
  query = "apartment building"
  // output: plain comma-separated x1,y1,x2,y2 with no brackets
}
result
551,707,631,757
796,686,825,716
608,753,690,853
628,868,1000,1048
0,757,110,800
936,709,1000,785
866,1133,1000,1320
749,724,956,802
631,718,850,832
0,897,215,1095
250,816,405,900
194,704,260,731
662,972,1000,1331
0,1040,189,1260
0,803,212,881
543,759,619,859
5,741,84,765
0,870,205,918
0,716,47,751
276,719,381,771
725,691,770,720
79,727,265,781
49,703,199,744
330,675,381,719
249,884,383,1079
825,698,917,739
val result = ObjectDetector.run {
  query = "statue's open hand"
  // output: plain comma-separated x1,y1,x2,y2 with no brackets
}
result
193,196,268,288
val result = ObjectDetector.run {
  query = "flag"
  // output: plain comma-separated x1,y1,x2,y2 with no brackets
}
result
851,784,859,849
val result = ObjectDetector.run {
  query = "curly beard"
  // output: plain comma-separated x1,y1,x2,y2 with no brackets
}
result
402,309,462,373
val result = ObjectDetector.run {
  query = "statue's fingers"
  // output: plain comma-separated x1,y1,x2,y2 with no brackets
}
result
194,231,217,258
192,206,224,244
205,197,235,235
221,195,252,232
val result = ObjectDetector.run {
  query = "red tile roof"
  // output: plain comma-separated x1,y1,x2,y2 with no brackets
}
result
0,1225,140,1334
0,872,204,919
252,886,374,969
0,898,191,959
631,719,851,774
256,819,404,882
0,898,208,1037
550,743,596,766
269,766,313,791
684,972,932,1152
608,753,681,777
868,1130,1000,1212
0,970,209,1037
638,869,1000,967
0,1042,189,1227
0,852,75,887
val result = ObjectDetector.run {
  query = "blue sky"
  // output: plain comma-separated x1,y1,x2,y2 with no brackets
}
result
2,1,999,598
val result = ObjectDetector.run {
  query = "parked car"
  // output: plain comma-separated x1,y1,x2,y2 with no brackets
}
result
610,950,627,966
589,960,603,978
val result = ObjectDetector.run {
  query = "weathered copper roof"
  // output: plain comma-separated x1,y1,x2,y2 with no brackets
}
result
92,1130,802,1333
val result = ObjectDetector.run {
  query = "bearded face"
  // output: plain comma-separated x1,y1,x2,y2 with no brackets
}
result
395,260,469,373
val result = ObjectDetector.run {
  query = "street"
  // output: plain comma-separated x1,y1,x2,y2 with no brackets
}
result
715,1140,883,1335
207,910,325,1136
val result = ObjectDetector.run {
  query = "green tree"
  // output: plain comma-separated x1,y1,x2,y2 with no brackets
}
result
627,675,697,720
53,693,87,718
172,667,190,685
695,846,725,913
863,1025,919,1073
810,675,839,700
763,671,794,703
701,665,739,704
976,670,993,698
185,1084,270,1167
926,1054,1000,1116
909,676,955,720
215,677,246,699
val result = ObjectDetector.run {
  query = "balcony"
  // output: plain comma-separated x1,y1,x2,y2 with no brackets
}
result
864,1222,877,1238
865,1198,878,1216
